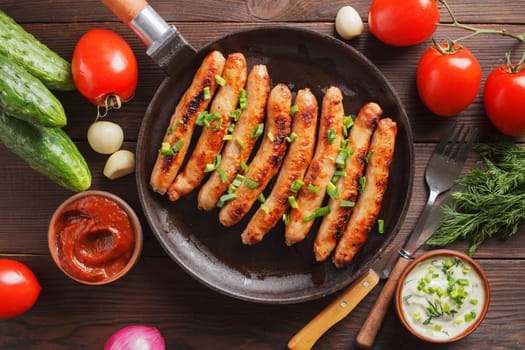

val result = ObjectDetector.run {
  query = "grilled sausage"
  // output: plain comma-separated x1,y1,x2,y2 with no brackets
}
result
241,88,318,245
167,53,248,201
150,50,226,195
219,83,292,227
314,102,381,262
332,117,397,268
198,64,270,211
285,86,345,246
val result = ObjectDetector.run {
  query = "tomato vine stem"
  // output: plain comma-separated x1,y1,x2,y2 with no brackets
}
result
436,0,525,67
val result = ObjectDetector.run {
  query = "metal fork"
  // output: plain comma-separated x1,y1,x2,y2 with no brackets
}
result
354,122,478,349
398,121,478,260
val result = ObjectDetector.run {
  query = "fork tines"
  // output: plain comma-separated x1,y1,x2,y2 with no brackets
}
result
437,121,478,162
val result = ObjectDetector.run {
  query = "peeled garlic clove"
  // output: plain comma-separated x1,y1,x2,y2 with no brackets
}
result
335,6,364,40
87,121,124,154
103,150,135,180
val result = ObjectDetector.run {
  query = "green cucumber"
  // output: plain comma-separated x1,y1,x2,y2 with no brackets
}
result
0,54,67,127
0,10,74,91
0,111,91,192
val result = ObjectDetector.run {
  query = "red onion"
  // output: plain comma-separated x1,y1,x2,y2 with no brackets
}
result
104,325,165,350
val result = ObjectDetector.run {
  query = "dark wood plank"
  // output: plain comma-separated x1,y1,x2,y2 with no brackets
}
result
0,256,522,349
5,20,523,142
2,0,525,24
2,141,525,259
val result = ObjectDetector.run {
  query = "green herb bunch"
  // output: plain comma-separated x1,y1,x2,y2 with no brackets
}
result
427,141,525,255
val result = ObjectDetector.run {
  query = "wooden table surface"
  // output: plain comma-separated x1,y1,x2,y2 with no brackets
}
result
2,1,525,349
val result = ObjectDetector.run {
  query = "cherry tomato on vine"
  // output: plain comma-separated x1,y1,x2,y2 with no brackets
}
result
72,28,138,109
368,0,440,46
0,259,41,319
417,43,482,117
484,64,525,136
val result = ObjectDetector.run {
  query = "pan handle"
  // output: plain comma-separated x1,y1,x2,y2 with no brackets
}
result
101,0,171,48
100,0,195,74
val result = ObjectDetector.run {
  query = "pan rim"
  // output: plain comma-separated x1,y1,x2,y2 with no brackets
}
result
136,25,414,304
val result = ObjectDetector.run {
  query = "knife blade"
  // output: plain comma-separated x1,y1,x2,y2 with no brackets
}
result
287,187,457,350
101,0,196,75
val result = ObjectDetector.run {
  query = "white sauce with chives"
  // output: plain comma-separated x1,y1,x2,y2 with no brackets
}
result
400,255,485,341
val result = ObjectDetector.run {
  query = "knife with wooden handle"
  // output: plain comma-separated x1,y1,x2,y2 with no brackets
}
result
287,185,458,350
287,269,380,350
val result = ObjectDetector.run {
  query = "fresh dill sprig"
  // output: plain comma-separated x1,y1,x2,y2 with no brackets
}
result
427,141,525,255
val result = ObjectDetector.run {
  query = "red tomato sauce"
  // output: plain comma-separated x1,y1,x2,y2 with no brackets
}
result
53,195,135,282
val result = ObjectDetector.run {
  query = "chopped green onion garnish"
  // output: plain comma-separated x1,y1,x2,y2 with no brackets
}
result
232,174,244,188
215,74,226,86
204,111,221,127
307,184,320,193
288,196,299,209
159,142,174,156
260,204,270,214
251,123,264,138
470,298,479,305
343,116,354,137
196,111,208,126
365,151,373,164
464,311,477,322
240,161,249,173
167,124,176,135
217,168,227,183
358,176,366,192
303,206,331,222
203,86,211,100
336,149,350,169
327,181,339,199
217,193,237,207
245,178,259,189
340,200,355,208
290,180,305,193
204,154,221,172
223,134,233,141
286,132,297,143
258,193,266,203
282,212,290,225
236,137,245,151
267,131,275,142
172,139,184,152
239,89,247,109
377,219,384,234
227,184,237,194
327,128,336,144
290,104,299,116
230,108,242,121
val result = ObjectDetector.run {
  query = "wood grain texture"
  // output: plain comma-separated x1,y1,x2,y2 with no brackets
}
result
1,1,525,349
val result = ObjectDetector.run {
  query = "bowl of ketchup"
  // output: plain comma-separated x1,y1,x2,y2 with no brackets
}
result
48,190,142,285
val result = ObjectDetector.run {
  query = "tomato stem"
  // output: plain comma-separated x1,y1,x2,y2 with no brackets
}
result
437,0,525,69
96,95,124,120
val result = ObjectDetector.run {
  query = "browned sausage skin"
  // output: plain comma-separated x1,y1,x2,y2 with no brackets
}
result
314,102,381,262
167,53,248,201
219,83,292,227
150,50,226,195
241,88,318,245
198,64,270,211
285,86,345,246
332,117,397,268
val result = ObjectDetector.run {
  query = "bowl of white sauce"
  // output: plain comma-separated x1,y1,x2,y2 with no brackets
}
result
395,249,490,343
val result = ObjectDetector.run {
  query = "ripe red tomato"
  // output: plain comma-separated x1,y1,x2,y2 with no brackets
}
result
484,64,525,136
417,43,482,117
0,259,41,318
72,28,138,108
368,0,440,46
